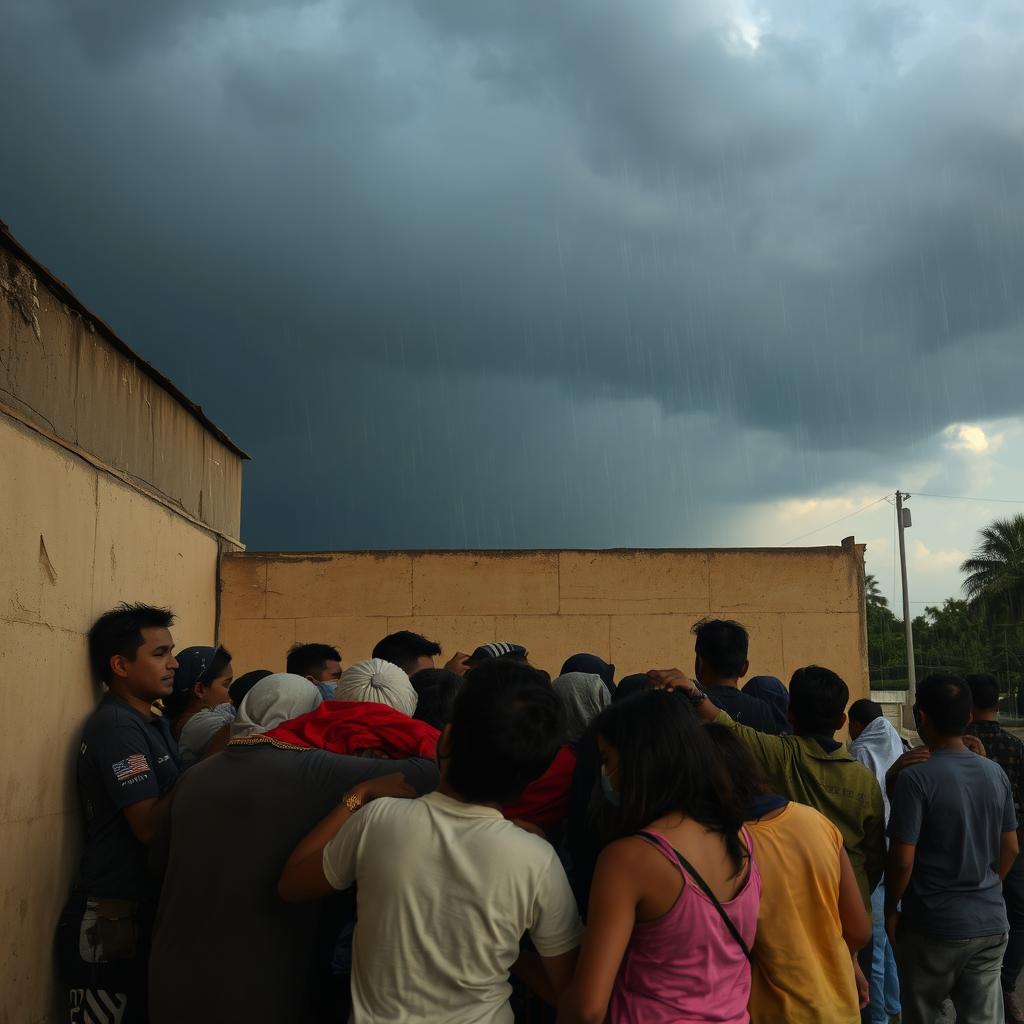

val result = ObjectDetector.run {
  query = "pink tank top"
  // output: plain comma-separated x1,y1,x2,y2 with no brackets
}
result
609,827,761,1024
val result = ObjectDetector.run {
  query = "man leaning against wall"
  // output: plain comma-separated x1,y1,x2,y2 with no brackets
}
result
55,603,183,1024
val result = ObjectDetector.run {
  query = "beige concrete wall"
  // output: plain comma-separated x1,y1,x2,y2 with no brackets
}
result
0,411,221,1024
220,545,869,698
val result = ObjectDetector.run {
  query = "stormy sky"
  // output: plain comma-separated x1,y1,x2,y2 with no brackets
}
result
3,0,1024,608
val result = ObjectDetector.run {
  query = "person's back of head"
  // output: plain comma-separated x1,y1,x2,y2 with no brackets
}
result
286,643,342,682
847,698,883,740
372,631,442,676
410,669,465,730
230,669,273,710
88,602,175,684
612,673,654,703
916,673,972,739
788,666,849,737
692,618,749,683
445,660,561,804
966,673,1000,713
593,689,746,855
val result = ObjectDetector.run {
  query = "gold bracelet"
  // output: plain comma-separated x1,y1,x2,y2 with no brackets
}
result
343,793,363,813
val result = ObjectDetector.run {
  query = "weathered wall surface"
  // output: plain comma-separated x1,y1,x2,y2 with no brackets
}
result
1,236,245,542
0,414,223,1023
220,545,869,696
1,227,245,1023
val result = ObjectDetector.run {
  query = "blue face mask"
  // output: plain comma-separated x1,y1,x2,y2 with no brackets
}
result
600,766,621,807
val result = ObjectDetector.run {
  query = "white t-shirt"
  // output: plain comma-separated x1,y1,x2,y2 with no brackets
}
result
322,790,582,1024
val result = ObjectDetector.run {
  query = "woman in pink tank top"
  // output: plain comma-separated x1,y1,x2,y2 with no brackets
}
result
559,688,760,1024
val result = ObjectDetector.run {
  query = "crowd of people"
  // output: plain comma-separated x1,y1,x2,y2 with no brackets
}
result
56,604,1024,1024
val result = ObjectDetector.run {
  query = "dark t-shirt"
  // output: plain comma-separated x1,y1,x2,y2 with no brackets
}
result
148,744,439,1024
74,695,181,901
889,749,1017,939
705,685,786,734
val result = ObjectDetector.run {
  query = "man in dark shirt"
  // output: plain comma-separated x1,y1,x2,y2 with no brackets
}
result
692,617,786,734
55,603,182,1023
968,673,1024,1020
887,674,1019,1024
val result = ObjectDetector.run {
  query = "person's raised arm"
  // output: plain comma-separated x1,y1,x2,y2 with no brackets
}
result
278,772,416,903
645,669,718,721
557,839,644,1024
836,846,872,953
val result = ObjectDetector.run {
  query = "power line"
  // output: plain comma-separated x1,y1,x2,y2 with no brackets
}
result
915,492,1024,505
782,493,893,545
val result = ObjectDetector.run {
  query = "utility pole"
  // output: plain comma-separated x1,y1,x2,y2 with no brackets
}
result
896,491,916,703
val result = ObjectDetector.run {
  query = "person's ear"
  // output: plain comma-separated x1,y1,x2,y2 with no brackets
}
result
838,711,847,731
109,654,131,680
740,659,750,680
437,723,453,760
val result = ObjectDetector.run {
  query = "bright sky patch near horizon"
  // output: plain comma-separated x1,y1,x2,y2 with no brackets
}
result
3,0,1023,610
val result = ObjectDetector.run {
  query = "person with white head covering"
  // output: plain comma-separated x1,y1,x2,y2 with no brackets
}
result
231,673,323,739
553,672,611,746
334,658,418,717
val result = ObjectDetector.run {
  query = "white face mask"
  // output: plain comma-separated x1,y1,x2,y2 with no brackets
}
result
600,765,621,807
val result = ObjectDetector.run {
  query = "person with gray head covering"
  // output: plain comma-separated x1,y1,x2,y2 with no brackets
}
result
553,672,611,746
231,673,323,739
334,658,418,717
560,654,615,696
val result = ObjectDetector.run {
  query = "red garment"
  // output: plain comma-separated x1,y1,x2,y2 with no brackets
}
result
502,745,577,833
268,703,575,834
266,701,439,759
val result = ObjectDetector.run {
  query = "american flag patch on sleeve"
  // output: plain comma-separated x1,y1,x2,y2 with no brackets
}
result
112,754,150,782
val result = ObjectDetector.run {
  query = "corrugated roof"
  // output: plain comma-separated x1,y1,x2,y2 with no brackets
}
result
0,219,250,459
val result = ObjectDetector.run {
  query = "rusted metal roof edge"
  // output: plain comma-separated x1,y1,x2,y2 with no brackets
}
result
0,219,250,460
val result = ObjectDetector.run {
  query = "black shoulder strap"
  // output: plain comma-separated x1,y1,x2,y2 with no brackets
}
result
639,832,752,963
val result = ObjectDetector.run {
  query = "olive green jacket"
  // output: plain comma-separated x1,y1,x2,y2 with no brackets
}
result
715,710,886,907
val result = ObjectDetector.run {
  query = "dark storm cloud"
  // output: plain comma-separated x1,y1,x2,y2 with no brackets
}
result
2,0,1023,548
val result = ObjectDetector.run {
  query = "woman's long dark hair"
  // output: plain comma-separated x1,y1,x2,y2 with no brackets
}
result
594,689,749,874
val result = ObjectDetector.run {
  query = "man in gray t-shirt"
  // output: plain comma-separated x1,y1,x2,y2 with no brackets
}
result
886,674,1019,1024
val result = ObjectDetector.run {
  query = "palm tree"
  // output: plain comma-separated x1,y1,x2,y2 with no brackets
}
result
864,573,888,609
961,514,1024,621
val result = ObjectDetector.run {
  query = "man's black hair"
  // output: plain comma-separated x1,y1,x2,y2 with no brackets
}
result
88,603,175,683
446,660,563,804
848,698,884,726
788,665,849,735
372,631,442,674
917,674,972,737
286,643,342,678
966,673,1001,712
692,618,749,679
230,669,273,709
410,669,465,730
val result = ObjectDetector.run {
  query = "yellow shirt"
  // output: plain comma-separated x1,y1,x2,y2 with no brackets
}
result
747,802,860,1024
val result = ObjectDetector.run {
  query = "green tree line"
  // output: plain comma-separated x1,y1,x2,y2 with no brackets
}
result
867,514,1024,711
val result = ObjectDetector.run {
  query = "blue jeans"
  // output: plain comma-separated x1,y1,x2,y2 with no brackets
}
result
870,883,901,1022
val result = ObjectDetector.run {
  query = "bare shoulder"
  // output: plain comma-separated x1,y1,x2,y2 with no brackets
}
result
597,834,663,871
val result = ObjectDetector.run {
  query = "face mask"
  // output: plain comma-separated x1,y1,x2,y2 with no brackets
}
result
600,766,621,807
